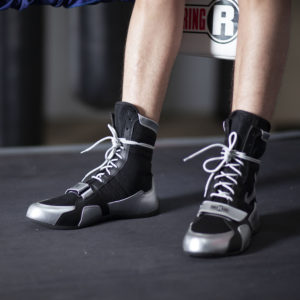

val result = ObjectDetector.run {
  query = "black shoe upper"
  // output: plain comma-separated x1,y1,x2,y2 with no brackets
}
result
42,101,158,226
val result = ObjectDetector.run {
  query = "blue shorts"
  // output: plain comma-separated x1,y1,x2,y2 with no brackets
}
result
0,0,133,10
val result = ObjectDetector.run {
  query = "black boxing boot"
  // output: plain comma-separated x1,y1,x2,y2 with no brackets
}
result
26,102,159,229
183,110,270,256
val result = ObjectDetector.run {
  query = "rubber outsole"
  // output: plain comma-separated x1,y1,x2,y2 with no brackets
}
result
26,208,160,230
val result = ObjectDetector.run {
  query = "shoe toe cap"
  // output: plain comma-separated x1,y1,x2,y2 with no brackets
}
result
26,202,75,226
183,225,235,256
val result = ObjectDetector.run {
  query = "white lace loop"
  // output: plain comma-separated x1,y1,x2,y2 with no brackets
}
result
183,132,261,201
81,124,154,183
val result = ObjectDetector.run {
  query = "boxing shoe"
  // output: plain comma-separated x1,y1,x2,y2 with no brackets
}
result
26,102,159,229
183,110,270,256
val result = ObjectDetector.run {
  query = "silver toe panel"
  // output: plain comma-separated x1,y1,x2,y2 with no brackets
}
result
26,203,75,226
183,226,234,255
183,204,259,255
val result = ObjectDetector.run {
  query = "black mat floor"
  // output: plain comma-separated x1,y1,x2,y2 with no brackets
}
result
1,133,300,300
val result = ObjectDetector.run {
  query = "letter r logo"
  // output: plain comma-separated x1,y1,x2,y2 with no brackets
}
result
212,5,235,36
207,0,239,44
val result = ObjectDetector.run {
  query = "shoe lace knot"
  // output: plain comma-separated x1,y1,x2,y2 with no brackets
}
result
184,132,260,202
81,124,154,183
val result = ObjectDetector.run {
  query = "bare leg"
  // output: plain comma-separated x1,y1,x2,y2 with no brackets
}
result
232,0,291,121
122,0,185,122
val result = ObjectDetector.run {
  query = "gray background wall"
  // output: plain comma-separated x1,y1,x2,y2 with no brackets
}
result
44,1,300,128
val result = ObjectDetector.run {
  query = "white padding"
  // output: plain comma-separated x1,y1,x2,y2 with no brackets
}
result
180,0,239,60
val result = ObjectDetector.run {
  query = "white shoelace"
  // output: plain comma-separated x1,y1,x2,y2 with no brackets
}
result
183,132,261,202
81,124,154,183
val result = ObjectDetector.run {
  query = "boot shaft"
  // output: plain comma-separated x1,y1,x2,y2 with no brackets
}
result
206,110,271,206
224,110,271,159
113,101,158,147
85,101,159,196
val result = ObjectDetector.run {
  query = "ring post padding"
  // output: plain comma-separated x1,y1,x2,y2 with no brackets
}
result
180,0,239,60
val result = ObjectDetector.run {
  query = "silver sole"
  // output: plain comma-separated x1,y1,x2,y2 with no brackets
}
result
26,185,159,228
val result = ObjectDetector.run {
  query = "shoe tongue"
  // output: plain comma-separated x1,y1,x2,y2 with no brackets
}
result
113,101,139,137
225,110,271,152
